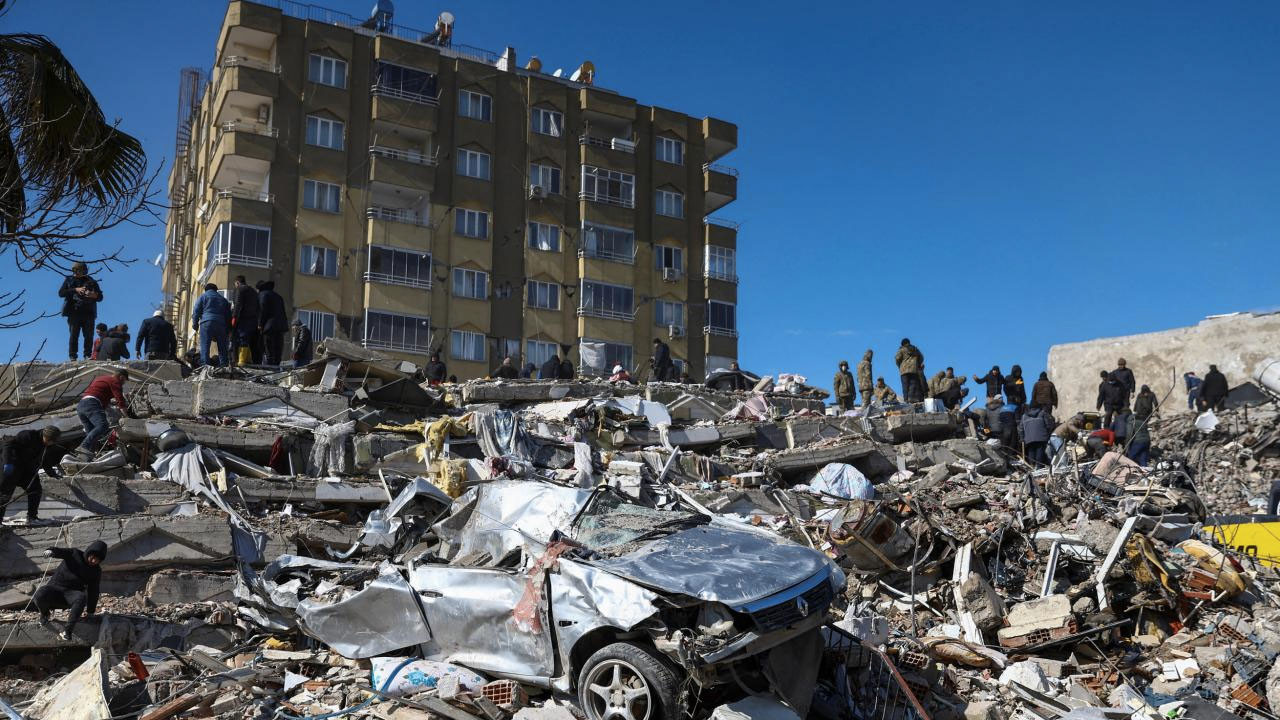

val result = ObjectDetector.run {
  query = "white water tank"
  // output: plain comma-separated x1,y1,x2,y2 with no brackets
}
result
1254,357,1280,395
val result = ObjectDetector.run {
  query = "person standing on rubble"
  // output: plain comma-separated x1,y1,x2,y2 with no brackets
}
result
520,361,535,379
1,426,63,524
559,346,575,380
74,369,134,458
34,540,107,641
89,323,108,360
1126,408,1152,466
1133,384,1158,420
1097,370,1126,429
1113,358,1136,407
230,276,260,366
894,338,924,403
1200,365,1228,411
1003,365,1027,417
939,367,967,409
136,311,177,360
257,281,289,366
97,324,131,361
833,361,856,411
857,350,874,408
291,319,313,366
192,283,231,367
493,357,518,379
59,261,104,361
1019,405,1053,467
873,377,898,404
650,338,675,382
1183,372,1203,411
973,365,1004,401
1031,371,1058,414
425,352,448,385
539,352,560,380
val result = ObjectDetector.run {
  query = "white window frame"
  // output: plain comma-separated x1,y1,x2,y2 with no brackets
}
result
456,147,492,180
707,300,737,335
452,267,489,300
305,115,345,150
529,163,561,194
454,208,489,239
578,280,634,321
706,245,737,282
580,165,635,208
458,90,493,122
308,53,348,88
299,244,338,278
655,189,684,218
302,179,342,213
451,329,486,362
531,107,563,137
528,222,560,252
654,245,684,272
654,299,685,329
527,280,560,311
580,222,635,264
206,222,271,269
656,136,684,165
363,310,432,354
297,309,336,341
366,246,432,290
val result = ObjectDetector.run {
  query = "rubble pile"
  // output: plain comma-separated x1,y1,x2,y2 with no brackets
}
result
0,345,1278,720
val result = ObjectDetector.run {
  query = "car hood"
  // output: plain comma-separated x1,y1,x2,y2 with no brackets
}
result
588,521,828,608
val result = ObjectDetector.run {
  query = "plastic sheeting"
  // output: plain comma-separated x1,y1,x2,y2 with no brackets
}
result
808,463,875,500
1195,410,1219,432
474,408,535,460
309,420,356,475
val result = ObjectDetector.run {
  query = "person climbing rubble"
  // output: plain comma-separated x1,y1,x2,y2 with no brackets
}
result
833,360,855,411
1184,371,1203,410
74,369,134,458
34,540,106,641
873,376,898,404
0,426,62,524
1200,364,1229,411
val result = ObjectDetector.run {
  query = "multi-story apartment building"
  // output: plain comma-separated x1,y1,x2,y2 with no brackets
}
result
162,0,739,380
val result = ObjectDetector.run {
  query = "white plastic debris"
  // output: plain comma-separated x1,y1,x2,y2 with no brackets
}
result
999,660,1052,693
1194,410,1219,432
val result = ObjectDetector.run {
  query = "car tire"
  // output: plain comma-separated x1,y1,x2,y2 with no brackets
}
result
577,642,682,720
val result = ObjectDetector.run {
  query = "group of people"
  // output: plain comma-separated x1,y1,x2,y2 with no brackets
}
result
191,276,308,368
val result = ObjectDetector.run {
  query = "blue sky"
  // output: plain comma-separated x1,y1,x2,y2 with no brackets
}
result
3,1,1278,394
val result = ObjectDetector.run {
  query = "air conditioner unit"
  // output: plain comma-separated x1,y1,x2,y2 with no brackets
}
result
611,138,635,152
661,267,681,282
668,324,685,338
528,184,546,200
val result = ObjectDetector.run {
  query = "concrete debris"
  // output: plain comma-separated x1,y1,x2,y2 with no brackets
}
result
0,358,1277,720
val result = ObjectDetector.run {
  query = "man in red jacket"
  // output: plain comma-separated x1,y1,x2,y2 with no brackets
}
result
74,370,134,458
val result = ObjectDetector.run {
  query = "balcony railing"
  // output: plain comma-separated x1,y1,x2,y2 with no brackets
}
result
366,206,424,225
371,83,440,106
363,338,430,354
703,162,740,177
219,120,278,139
214,187,274,205
578,244,636,265
704,269,739,284
369,145,438,165
579,134,636,154
363,271,432,291
705,216,741,230
704,325,739,338
579,189,635,209
220,55,281,73
577,306,636,322
208,252,272,269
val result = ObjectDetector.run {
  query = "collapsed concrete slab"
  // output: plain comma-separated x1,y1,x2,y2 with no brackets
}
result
0,360,184,418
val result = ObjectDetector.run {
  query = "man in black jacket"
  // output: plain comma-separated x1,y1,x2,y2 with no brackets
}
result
425,352,448,385
231,276,261,366
1,426,63,523
59,262,104,361
256,281,289,366
558,346,575,380
97,324,131,361
493,357,519,379
651,338,674,381
291,320,313,366
1003,365,1027,415
539,353,561,380
1200,365,1229,411
1096,370,1127,428
136,311,177,360
973,366,1004,401
1112,358,1136,406
34,540,107,640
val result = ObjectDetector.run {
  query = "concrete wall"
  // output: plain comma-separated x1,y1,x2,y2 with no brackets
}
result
1046,311,1280,416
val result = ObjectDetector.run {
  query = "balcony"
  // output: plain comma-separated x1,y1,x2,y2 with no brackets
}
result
368,145,436,191
579,189,634,210
577,306,636,322
371,83,439,106
705,217,738,249
204,189,273,229
211,124,273,189
366,206,424,226
704,269,739,284
371,86,439,134
704,325,739,339
212,57,279,111
363,338,431,355
704,163,738,213
363,271,432,291
578,243,636,265
579,134,635,154
702,117,738,163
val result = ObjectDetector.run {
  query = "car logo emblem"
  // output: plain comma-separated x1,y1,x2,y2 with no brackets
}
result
796,597,809,616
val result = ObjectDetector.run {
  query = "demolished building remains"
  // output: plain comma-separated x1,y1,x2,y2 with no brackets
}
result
1,341,1279,720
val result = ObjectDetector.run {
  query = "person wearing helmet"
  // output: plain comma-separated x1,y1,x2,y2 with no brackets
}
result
35,540,108,640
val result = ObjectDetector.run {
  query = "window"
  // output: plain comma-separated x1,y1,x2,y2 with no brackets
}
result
303,179,341,213
654,245,684,272
452,268,488,299
656,136,684,165
580,222,635,263
364,310,431,353
308,54,347,88
306,115,344,150
655,190,684,218
531,107,563,137
527,280,560,311
299,244,338,277
707,301,737,334
457,147,491,180
297,309,336,342
206,223,270,269
458,90,492,121
454,208,489,239
372,61,438,103
579,280,634,320
654,300,684,329
580,339,632,375
451,330,486,362
706,246,737,282
526,340,558,370
580,165,635,208
529,163,561,194
367,246,432,289
528,222,560,252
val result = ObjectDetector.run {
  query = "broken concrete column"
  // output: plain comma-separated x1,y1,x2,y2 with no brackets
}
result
959,573,1006,631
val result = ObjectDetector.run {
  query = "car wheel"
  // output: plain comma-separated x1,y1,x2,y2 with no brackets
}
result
578,642,682,720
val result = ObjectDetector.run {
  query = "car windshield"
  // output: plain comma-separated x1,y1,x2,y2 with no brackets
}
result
570,490,707,554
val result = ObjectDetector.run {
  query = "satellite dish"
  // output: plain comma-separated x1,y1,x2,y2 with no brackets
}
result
552,68,563,77
439,11,454,26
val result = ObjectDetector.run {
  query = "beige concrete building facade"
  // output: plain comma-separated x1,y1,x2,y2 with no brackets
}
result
162,0,739,379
